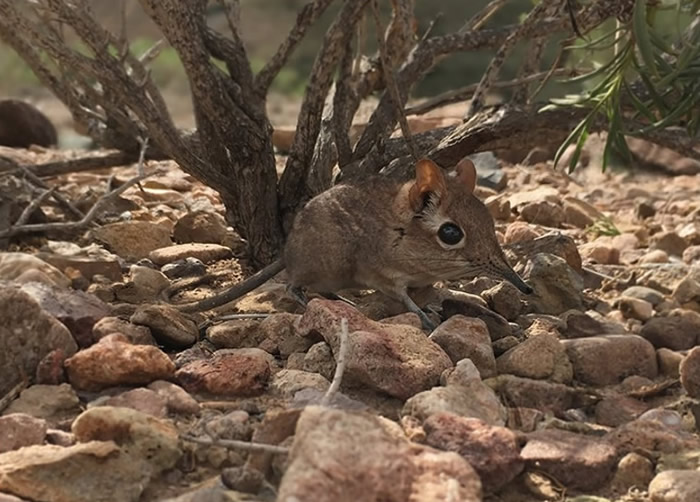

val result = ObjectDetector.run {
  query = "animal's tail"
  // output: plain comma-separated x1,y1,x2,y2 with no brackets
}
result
175,259,285,313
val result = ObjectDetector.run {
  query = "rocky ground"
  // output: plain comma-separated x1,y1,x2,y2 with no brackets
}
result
0,123,700,502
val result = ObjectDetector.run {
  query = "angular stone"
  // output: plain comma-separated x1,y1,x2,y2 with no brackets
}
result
423,413,523,492
618,296,654,321
658,348,683,378
562,335,658,385
0,286,78,400
429,315,496,378
486,375,577,415
91,316,155,345
523,253,584,315
130,305,198,348
497,333,573,383
649,470,700,502
595,395,649,427
97,388,168,418
92,221,172,261
65,335,175,391
36,252,122,282
303,342,335,381
206,319,264,349
612,452,654,493
520,200,565,227
402,384,506,426
148,243,232,266
680,347,700,398
71,406,181,473
652,231,689,257
3,384,80,426
176,348,271,397
521,429,617,491
0,441,138,502
641,311,700,350
0,414,47,453
147,380,201,415
173,211,229,245
621,286,665,306
258,313,313,357
441,358,483,386
441,299,512,340
269,369,330,398
0,253,70,288
607,418,700,455
482,282,523,321
15,282,110,348
296,300,452,400
277,406,482,502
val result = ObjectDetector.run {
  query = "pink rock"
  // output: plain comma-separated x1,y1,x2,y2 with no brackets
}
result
99,388,168,418
176,349,271,397
423,413,523,492
65,335,175,391
429,316,496,378
521,429,617,491
296,300,452,400
0,414,47,453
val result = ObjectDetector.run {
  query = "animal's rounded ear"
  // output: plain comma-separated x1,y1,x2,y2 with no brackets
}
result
409,158,447,211
455,157,477,194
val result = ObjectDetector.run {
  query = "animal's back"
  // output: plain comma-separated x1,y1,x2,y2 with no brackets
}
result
283,176,402,293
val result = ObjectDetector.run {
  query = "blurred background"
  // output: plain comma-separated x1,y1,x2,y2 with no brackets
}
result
0,0,690,146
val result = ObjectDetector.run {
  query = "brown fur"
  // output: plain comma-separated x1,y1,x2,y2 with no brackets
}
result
284,158,529,303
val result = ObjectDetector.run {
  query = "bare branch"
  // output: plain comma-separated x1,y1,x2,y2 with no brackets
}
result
15,189,54,227
19,166,85,220
467,1,557,116
321,318,350,406
404,69,575,116
511,37,546,105
256,0,336,95
461,0,508,32
0,140,154,240
0,151,141,178
370,0,418,160
278,0,370,218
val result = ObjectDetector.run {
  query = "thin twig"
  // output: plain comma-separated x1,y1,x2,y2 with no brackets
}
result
404,69,575,116
255,0,336,95
0,170,153,239
461,0,509,32
181,434,289,455
370,0,418,160
14,188,54,226
321,318,350,406
19,166,85,220
529,40,570,101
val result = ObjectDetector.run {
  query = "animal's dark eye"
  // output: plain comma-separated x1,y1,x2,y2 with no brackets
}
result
438,222,464,245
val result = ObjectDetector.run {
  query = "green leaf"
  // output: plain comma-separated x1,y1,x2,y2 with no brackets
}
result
633,0,659,78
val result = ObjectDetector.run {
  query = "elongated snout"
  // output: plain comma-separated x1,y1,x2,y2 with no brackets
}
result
501,267,533,294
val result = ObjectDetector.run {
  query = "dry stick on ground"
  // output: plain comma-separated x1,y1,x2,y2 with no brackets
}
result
14,188,54,226
0,140,154,239
321,318,350,406
0,151,142,178
181,435,289,455
0,170,154,239
370,0,418,161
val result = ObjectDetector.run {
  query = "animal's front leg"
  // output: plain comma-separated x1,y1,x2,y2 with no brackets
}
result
396,288,437,331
